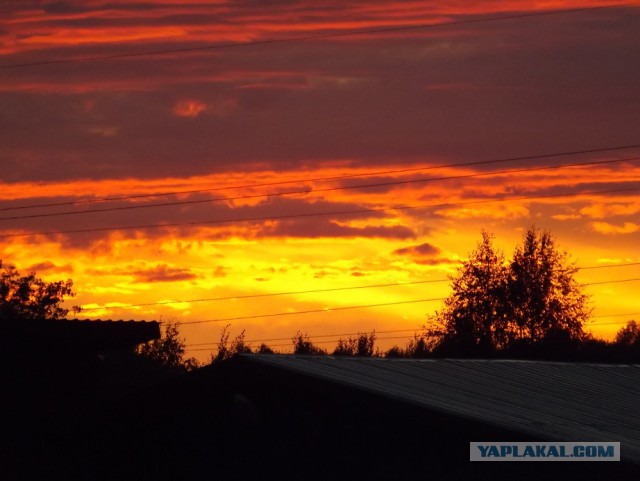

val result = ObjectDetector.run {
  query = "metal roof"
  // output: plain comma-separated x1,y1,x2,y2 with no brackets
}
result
244,355,640,464
0,318,160,352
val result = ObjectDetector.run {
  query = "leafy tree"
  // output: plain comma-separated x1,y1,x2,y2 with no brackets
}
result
332,332,376,356
384,345,406,358
432,228,590,355
0,260,80,321
210,326,252,363
614,320,640,347
212,324,232,363
256,343,275,354
431,231,510,354
292,331,327,355
507,228,589,342
229,329,252,355
404,332,434,358
137,321,200,371
383,332,433,358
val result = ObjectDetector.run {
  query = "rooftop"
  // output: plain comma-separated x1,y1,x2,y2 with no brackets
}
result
241,355,640,464
0,318,160,353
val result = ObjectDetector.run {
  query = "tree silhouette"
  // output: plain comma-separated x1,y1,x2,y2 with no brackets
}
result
0,260,80,321
404,332,434,358
384,345,406,358
431,230,509,355
292,331,327,355
614,320,640,348
256,343,275,354
137,321,200,371
210,325,253,363
384,331,433,358
508,228,589,343
332,332,376,356
431,228,590,355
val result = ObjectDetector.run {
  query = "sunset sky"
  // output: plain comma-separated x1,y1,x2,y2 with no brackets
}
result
1,0,639,360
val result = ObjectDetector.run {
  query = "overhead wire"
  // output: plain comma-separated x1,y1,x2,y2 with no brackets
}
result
0,4,626,70
2,143,639,214
1,185,637,239
187,327,425,347
0,155,638,222
587,278,640,286
79,278,451,311
175,297,446,325
591,314,640,325
185,334,425,351
182,313,640,352
580,262,640,270
166,277,640,327
185,316,640,352
184,312,640,349
80,262,640,312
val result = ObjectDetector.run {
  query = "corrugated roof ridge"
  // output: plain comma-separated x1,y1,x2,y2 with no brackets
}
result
63,318,158,323
242,354,640,367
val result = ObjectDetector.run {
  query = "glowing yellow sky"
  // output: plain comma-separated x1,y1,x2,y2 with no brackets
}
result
2,162,638,360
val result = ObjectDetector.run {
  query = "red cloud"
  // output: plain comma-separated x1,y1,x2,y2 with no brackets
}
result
131,264,199,282
393,242,441,257
262,219,415,239
173,99,207,118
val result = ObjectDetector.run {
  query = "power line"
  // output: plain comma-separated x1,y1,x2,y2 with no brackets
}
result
1,185,636,239
587,278,640,286
186,328,425,347
185,319,640,351
0,5,624,70
590,315,640,326
592,312,640,319
81,262,640,312
3,143,639,213
183,314,640,352
186,312,640,351
188,316,640,347
169,278,640,327
186,313,640,348
581,262,640,270
185,334,422,351
1,155,637,222
80,278,451,311
175,297,446,325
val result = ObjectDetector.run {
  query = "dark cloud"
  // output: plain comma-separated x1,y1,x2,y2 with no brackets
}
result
1,4,638,182
412,257,459,266
262,218,415,239
86,262,208,282
392,242,460,265
131,264,198,282
393,242,441,257
0,195,394,247
26,261,74,274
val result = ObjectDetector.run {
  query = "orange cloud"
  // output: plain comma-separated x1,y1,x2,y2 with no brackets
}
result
27,261,74,274
173,99,207,117
580,202,640,219
434,203,530,220
590,222,640,235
